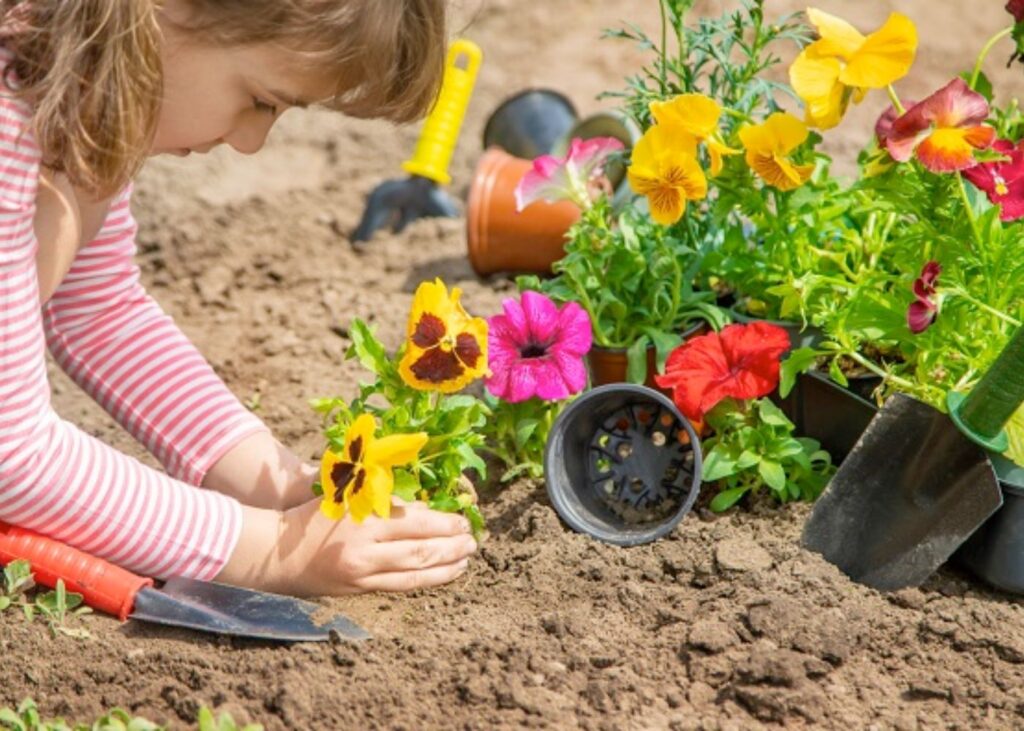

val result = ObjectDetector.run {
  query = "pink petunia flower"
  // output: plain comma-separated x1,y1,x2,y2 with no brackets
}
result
486,291,593,403
962,138,1024,222
907,261,942,334
885,78,995,173
514,136,624,211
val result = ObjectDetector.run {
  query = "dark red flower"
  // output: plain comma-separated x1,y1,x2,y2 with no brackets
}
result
1008,0,1024,23
907,261,941,334
962,138,1024,221
653,322,791,422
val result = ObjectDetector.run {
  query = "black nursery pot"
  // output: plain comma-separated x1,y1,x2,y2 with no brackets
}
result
773,370,878,464
544,384,703,546
954,456,1024,594
482,89,578,160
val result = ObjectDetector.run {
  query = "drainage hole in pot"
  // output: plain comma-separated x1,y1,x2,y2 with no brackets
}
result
629,477,645,494
597,434,610,448
601,479,616,496
617,442,633,460
660,412,674,427
651,431,666,447
596,456,611,472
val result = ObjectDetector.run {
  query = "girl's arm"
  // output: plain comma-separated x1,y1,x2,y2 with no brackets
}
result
0,94,243,582
41,188,276,497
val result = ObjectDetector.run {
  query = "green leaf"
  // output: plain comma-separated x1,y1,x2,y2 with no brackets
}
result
710,486,749,512
758,459,786,491
197,707,215,731
779,348,819,398
514,418,541,451
347,319,390,376
626,336,651,384
702,448,738,481
392,470,420,502
757,398,791,428
455,442,487,479
0,597,10,611
828,357,849,388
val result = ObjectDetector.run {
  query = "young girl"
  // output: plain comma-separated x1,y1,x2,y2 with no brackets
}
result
0,0,478,596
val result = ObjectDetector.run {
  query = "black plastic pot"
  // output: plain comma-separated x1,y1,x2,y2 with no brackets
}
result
954,455,1024,594
544,384,702,546
774,370,877,464
482,89,578,160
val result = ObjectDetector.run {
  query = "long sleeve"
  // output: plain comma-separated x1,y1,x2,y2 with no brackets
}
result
0,87,243,581
41,188,270,487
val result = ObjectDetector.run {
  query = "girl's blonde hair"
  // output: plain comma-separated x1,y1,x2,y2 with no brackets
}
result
0,1,447,198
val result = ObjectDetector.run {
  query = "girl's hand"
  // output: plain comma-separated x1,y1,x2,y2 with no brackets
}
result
216,497,477,596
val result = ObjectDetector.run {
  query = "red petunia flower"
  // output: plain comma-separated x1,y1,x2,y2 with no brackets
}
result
962,139,1024,222
907,261,941,334
654,322,791,422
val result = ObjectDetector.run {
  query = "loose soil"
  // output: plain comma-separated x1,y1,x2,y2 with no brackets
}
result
4,2,1024,729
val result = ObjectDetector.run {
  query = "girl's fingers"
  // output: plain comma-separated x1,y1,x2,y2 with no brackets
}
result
365,534,477,573
354,558,470,593
378,506,471,540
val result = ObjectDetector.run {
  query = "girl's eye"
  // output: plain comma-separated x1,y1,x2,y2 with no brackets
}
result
253,97,278,116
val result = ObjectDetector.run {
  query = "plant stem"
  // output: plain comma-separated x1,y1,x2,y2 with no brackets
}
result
659,0,668,95
955,172,982,256
886,85,906,116
947,287,1022,326
845,350,917,391
970,26,1013,89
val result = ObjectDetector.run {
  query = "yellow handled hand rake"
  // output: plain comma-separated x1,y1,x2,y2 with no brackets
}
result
350,39,482,243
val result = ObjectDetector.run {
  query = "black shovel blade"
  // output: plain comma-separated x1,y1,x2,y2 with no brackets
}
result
130,577,371,643
802,393,1003,591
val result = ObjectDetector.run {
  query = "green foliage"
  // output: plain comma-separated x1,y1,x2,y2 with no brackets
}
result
0,699,261,731
518,201,728,382
1,560,91,639
310,319,488,535
603,0,809,129
701,398,834,511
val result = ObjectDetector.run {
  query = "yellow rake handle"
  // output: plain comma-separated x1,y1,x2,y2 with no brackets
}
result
402,38,482,186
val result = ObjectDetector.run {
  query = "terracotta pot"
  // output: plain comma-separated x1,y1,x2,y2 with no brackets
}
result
466,148,581,277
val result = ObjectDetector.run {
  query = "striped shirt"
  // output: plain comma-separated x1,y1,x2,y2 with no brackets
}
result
0,77,268,580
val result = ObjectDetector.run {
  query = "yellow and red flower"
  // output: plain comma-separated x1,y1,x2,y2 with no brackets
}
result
738,112,815,191
885,78,995,173
399,279,489,392
648,94,739,175
789,9,917,129
627,124,707,225
320,413,428,522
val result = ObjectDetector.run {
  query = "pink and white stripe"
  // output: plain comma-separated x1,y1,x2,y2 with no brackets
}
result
0,82,268,580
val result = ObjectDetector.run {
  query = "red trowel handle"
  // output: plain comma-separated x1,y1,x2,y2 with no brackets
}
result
0,521,151,620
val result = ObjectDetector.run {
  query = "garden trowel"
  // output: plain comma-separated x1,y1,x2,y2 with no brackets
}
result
801,327,1024,591
0,521,369,642
350,39,482,243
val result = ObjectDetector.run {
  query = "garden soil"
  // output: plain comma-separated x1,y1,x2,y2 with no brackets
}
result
4,1,1024,729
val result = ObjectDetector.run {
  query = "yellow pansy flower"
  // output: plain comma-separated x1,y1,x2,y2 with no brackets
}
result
627,124,707,226
320,413,428,523
738,112,815,191
789,9,917,129
649,94,739,175
399,278,489,392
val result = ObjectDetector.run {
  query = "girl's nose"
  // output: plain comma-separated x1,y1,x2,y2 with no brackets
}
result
224,112,275,155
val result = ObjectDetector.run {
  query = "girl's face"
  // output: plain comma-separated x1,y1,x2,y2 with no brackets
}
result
152,5,335,157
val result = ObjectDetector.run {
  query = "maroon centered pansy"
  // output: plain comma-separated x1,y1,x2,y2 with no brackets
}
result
907,261,942,334
398,278,489,393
